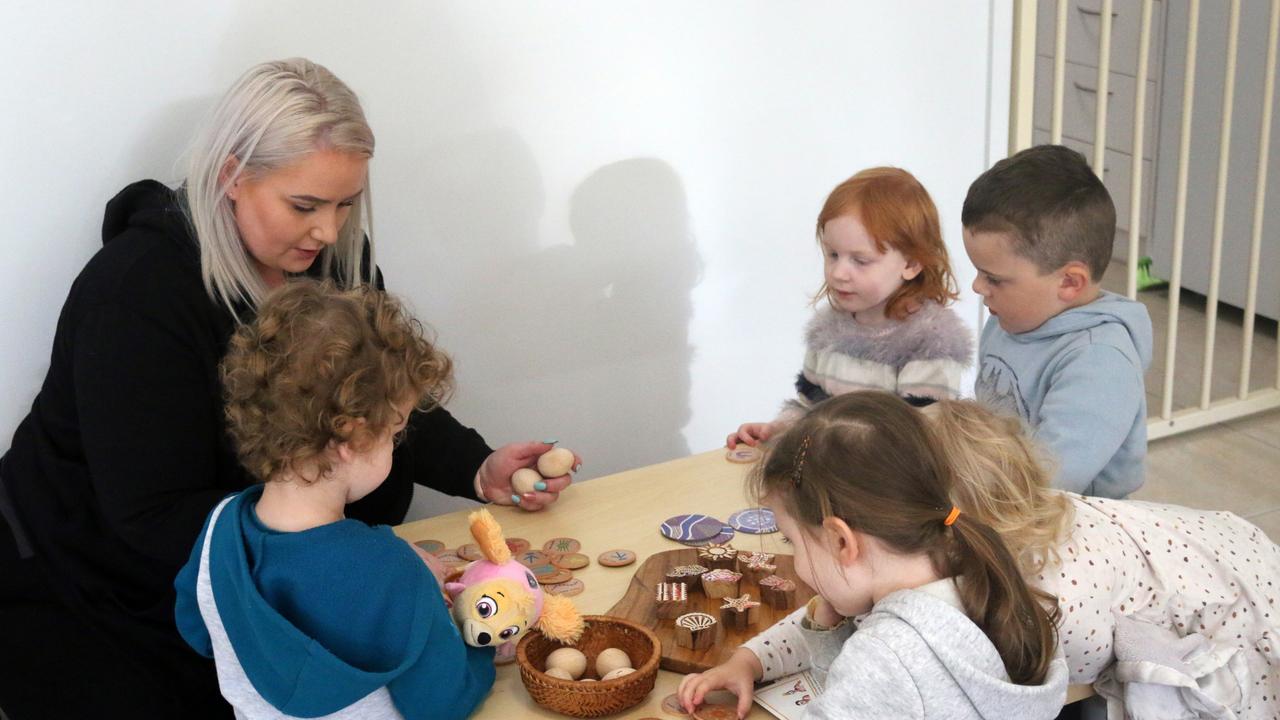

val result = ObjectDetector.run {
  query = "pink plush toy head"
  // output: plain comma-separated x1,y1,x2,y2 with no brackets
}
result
443,509,583,648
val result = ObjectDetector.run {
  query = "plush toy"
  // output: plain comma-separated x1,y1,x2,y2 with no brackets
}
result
444,508,584,650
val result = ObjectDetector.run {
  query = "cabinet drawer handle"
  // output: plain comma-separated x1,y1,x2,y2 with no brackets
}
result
1074,81,1115,96
1077,6,1120,17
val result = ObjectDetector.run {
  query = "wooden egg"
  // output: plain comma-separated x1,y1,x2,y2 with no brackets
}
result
601,667,635,681
544,667,574,681
545,647,587,679
593,647,632,678
537,447,575,477
511,468,543,495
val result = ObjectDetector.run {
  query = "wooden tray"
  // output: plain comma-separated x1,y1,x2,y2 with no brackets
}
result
605,548,815,674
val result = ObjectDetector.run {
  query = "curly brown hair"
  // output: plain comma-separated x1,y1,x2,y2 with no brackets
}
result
221,280,453,482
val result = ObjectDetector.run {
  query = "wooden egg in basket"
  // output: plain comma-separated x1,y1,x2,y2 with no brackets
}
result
516,615,660,718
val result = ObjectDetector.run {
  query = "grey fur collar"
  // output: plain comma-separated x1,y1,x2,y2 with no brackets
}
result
804,300,974,368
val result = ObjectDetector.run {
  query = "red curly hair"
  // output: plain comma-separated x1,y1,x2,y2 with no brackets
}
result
221,280,453,483
815,167,958,320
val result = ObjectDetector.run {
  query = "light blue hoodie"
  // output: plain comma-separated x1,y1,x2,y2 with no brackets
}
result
975,291,1153,498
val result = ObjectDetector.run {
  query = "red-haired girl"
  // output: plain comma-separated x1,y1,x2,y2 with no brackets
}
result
729,168,972,448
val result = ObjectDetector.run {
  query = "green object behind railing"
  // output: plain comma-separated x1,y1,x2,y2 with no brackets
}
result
1136,256,1168,291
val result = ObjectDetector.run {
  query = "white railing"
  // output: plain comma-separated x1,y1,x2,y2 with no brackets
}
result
1010,0,1280,440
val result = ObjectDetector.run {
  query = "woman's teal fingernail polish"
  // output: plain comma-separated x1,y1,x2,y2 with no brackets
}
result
534,481,547,492
511,494,522,505
542,439,558,445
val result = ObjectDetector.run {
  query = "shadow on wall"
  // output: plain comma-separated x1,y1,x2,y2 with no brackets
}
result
412,139,702,496
561,158,703,475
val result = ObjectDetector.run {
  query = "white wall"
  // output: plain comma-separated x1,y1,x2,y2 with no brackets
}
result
0,2,1009,517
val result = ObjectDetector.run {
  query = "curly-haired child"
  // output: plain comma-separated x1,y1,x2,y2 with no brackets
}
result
728,168,972,449
174,280,495,720
926,399,1280,719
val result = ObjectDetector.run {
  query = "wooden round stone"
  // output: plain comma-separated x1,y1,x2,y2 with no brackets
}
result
542,537,581,554
597,549,637,567
456,543,485,561
536,568,573,585
516,550,550,568
544,578,585,597
435,550,468,567
505,537,531,554
661,693,690,717
692,703,738,720
413,539,445,555
551,552,590,570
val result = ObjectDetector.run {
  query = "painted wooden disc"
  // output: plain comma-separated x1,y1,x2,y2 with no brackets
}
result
414,539,445,555
660,514,723,543
598,549,637,567
552,552,590,570
728,507,779,534
542,537,582,554
545,578,585,597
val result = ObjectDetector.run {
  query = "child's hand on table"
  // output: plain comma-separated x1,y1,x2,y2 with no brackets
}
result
678,647,764,719
726,422,776,449
474,442,581,512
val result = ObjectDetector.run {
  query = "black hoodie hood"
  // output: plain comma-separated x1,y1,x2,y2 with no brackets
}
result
101,180,195,252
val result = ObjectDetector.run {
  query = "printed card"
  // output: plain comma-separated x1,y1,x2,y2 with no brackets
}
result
753,671,823,720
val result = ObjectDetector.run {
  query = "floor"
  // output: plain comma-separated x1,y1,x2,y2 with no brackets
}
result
1100,260,1280,539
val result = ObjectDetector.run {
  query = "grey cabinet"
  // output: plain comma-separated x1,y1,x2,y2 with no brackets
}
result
1033,0,1164,265
1034,0,1280,321
1149,0,1280,321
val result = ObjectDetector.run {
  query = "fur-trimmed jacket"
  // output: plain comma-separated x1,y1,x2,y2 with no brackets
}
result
783,301,973,419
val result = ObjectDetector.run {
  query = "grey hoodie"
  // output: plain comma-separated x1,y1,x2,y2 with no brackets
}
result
799,581,1068,720
975,291,1153,498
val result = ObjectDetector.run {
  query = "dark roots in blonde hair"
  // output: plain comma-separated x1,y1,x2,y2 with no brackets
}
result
749,391,1059,687
221,280,453,483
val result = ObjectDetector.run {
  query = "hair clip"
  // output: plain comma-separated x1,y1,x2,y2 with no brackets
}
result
943,506,961,526
792,435,812,487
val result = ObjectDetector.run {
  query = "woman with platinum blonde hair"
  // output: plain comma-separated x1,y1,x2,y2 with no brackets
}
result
0,58,573,719
925,398,1280,719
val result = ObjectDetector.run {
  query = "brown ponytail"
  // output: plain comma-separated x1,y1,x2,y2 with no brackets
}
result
749,391,1058,685
937,513,1059,684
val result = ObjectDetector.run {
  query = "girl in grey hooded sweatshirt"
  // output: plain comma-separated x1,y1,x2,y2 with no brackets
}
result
680,391,1068,719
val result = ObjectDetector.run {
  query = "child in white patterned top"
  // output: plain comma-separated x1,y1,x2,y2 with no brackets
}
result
727,168,972,450
926,398,1280,719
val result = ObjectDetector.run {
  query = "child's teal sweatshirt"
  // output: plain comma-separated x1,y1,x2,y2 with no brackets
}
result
174,486,494,719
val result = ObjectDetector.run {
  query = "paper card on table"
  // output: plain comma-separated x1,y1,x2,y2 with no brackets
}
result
754,672,822,719
753,671,823,720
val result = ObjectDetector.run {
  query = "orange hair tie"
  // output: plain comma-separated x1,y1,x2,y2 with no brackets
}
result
943,507,961,526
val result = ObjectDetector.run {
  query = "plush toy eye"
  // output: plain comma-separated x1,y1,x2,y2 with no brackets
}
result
526,571,538,590
475,595,497,619
499,625,521,640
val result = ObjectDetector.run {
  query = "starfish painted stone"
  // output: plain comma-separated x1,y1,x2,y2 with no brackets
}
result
718,593,761,629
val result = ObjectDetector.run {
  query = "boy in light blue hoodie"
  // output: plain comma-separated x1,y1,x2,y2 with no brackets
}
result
961,145,1152,498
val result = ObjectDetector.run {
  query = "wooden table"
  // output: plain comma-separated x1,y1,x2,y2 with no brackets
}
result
394,449,1092,718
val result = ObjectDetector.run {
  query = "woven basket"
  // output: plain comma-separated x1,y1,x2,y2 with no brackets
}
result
516,615,660,718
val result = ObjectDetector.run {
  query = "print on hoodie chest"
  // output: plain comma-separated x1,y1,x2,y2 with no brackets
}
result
977,354,1028,420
